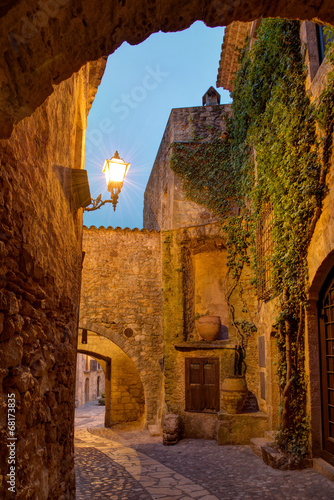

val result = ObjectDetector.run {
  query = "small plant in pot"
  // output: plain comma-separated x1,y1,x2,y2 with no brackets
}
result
98,391,105,406
195,311,221,341
222,320,257,414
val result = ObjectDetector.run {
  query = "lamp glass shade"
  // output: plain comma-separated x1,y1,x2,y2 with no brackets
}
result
102,152,130,185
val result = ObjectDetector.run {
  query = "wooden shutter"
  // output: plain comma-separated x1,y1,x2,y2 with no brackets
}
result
185,358,219,412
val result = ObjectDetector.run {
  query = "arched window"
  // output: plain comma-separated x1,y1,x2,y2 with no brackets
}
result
319,268,334,463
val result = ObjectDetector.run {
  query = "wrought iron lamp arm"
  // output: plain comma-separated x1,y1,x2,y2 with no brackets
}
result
84,196,114,212
84,190,120,212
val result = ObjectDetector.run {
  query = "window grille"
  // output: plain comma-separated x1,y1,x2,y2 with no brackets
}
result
256,203,274,301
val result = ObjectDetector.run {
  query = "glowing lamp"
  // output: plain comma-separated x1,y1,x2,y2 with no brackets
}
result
85,151,130,212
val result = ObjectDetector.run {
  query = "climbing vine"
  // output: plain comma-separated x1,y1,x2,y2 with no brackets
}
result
170,18,333,458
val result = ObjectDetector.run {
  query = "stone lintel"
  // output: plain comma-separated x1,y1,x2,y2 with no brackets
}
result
174,341,236,350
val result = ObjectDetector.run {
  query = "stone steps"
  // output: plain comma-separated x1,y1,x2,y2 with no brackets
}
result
264,430,277,442
313,458,334,482
251,433,334,478
250,437,268,458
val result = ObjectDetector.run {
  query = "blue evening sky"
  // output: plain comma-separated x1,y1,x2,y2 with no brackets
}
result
83,21,231,229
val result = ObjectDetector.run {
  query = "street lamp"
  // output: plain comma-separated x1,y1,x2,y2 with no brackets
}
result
85,151,130,212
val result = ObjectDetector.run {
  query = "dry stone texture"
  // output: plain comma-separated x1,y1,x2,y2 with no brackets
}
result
0,61,104,499
79,226,164,427
144,104,230,231
1,0,334,138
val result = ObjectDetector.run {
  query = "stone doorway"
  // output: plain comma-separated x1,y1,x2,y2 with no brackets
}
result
319,266,334,465
77,332,146,427
85,378,90,403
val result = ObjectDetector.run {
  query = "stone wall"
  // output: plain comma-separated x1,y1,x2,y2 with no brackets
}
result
216,20,334,455
0,60,105,499
303,35,334,457
0,0,333,139
144,104,231,231
79,226,164,427
162,224,241,438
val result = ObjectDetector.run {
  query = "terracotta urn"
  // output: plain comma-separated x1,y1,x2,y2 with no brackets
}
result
221,375,248,414
196,315,221,341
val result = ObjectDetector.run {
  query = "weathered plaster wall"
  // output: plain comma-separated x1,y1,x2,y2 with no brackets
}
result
0,0,333,139
79,226,164,426
144,104,230,230
0,60,105,499
77,332,144,424
162,224,240,438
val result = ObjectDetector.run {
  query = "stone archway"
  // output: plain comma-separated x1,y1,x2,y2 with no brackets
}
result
77,348,112,426
1,0,334,138
78,328,150,427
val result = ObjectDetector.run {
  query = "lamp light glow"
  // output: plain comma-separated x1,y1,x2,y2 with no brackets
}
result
84,150,130,212
102,151,130,186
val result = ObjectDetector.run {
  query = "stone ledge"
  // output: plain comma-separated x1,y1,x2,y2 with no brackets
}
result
83,225,160,233
174,341,235,351
216,411,269,445
313,458,334,481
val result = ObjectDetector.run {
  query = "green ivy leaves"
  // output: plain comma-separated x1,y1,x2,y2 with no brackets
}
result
170,18,333,458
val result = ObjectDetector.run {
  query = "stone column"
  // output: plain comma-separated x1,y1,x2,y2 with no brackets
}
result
104,360,112,427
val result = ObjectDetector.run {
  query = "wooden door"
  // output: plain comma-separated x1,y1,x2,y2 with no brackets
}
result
185,358,219,412
319,270,334,463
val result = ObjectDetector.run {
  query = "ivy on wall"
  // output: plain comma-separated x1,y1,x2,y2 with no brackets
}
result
170,18,332,458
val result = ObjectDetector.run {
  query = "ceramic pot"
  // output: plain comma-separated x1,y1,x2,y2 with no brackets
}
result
221,375,248,414
196,315,221,341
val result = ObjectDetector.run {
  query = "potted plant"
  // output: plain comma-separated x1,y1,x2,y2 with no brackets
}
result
222,320,257,414
98,391,105,406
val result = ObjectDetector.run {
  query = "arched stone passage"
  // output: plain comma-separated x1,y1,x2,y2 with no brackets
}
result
78,328,152,426
0,0,334,138
77,348,112,426
79,225,164,426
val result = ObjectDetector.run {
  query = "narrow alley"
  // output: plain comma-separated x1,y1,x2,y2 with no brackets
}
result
74,403,334,500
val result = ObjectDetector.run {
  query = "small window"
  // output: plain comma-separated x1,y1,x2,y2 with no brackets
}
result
90,359,98,371
316,25,333,65
185,358,219,412
256,203,274,301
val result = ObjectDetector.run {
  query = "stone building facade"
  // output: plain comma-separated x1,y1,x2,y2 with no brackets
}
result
79,98,266,442
0,58,106,499
75,353,105,407
79,226,164,428
216,19,334,466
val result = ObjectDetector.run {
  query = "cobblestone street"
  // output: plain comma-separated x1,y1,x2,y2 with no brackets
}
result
74,402,334,499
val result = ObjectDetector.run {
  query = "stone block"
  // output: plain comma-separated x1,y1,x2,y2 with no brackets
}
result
148,424,161,436
313,458,334,481
216,410,269,445
163,413,183,445
0,335,23,368
261,442,313,470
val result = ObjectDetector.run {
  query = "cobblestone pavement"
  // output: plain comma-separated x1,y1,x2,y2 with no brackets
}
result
75,402,334,500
